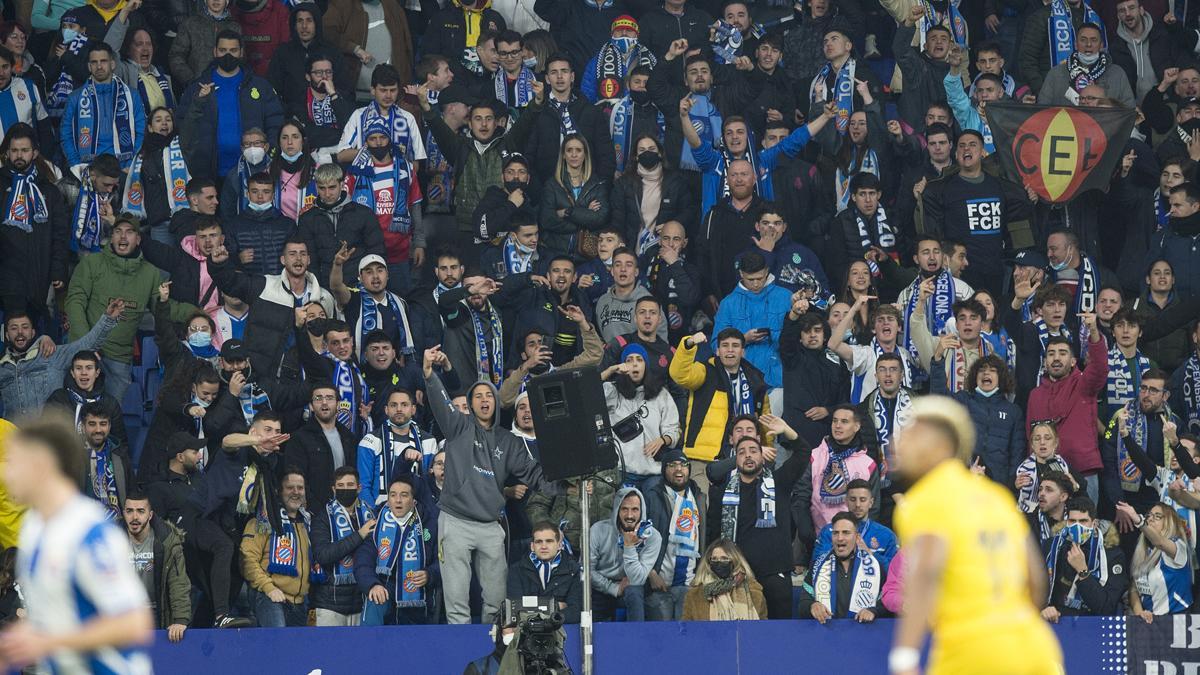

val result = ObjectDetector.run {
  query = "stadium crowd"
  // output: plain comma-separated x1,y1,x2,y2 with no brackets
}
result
0,0,1197,645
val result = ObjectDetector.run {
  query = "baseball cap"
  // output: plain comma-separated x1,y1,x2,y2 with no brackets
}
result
168,432,205,456
1008,248,1048,269
359,254,387,273
220,339,247,361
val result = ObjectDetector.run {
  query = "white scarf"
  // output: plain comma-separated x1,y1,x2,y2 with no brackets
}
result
813,547,880,617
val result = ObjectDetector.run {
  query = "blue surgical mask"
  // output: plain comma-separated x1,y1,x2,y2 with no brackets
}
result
975,386,998,397
281,150,303,162
62,27,80,43
1064,522,1093,544
191,396,211,409
1050,258,1069,272
188,331,213,348
247,200,272,212
522,57,538,69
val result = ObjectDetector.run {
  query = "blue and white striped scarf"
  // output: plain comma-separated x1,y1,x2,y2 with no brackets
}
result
902,271,954,365
324,498,373,584
1105,346,1150,418
122,136,190,219
495,66,536,109
70,168,106,253
46,34,88,117
721,468,776,541
810,58,855,136
73,77,138,165
531,550,562,589
1049,0,1105,68
349,145,412,233
920,0,968,46
610,95,665,172
2,166,47,232
667,486,700,586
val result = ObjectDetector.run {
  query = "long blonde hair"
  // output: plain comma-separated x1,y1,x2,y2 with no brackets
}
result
1131,503,1190,579
554,133,593,191
691,539,757,587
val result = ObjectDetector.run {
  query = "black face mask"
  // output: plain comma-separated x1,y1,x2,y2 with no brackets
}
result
630,89,651,106
334,489,358,507
238,366,252,381
368,145,390,161
709,560,733,579
306,318,327,337
637,151,661,170
217,53,240,72
504,180,527,193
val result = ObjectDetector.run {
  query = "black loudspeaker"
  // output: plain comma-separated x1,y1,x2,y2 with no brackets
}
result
526,366,617,481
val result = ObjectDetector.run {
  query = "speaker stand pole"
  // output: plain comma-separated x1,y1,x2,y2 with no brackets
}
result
580,477,594,675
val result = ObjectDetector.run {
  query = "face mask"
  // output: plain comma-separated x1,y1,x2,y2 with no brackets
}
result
504,180,526,193
242,146,266,165
630,89,650,105
217,53,241,73
188,331,213,348
192,395,212,409
306,318,328,337
515,240,535,254
334,489,358,507
709,560,733,579
368,145,390,161
62,28,80,43
1050,257,1070,272
612,37,636,52
246,200,272,212
522,57,538,69
637,151,661,170
975,386,998,397
1064,522,1093,544
238,366,252,381
1075,51,1100,66
281,150,303,162
501,633,515,646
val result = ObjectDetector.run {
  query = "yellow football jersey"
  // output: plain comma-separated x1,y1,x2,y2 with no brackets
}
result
895,461,1062,675
0,419,24,548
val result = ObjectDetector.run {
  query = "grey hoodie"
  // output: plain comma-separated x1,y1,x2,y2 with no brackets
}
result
426,372,545,523
588,487,662,596
595,285,668,344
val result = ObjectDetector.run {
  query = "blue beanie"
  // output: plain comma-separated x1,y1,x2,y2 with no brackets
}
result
621,343,649,363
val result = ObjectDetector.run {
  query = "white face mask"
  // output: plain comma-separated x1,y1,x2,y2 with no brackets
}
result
501,632,515,646
1076,51,1100,66
247,200,272,212
976,386,998,397
243,146,266,165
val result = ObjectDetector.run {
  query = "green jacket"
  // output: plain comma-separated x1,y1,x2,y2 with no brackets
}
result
526,469,618,552
151,517,192,629
65,247,188,364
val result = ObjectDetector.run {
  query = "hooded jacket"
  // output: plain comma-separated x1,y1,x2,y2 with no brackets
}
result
295,193,386,288
147,516,192,629
710,278,792,388
588,487,662,596
0,164,69,319
425,371,546,524
1111,12,1172,100
267,3,348,112
604,380,681,477
169,7,242,84
65,247,174,365
595,284,668,344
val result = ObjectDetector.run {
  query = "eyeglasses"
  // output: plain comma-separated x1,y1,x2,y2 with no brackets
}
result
312,394,337,402
1139,385,1165,395
1147,511,1167,521
498,49,522,57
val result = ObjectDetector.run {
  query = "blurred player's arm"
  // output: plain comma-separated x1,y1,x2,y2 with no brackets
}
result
0,608,153,665
1025,534,1049,607
890,533,948,675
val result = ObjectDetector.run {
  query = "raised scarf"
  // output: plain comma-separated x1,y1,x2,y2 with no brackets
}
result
267,508,312,578
594,39,656,97
326,353,368,434
1115,406,1175,493
470,302,504,385
711,21,744,65
679,93,721,171
836,147,879,213
1045,527,1107,610
728,367,756,417
89,439,120,521
1105,346,1150,418
667,486,700,586
359,103,417,161
67,385,103,429
902,271,953,365
1153,188,1170,232
1016,454,1072,512
502,237,535,275
123,136,189,219
74,78,137,164
720,469,776,541
531,550,562,589
852,205,893,272
70,168,105,253
810,58,855,136
920,0,968,46
349,147,412,233
325,498,373,584
610,95,665,173
813,548,880,617
358,288,414,362
1067,51,1110,93
374,506,426,607
1049,0,1105,68
46,34,89,117
235,380,271,425
424,124,454,213
1186,352,1200,435
872,389,911,475
2,165,47,232
495,66,536,109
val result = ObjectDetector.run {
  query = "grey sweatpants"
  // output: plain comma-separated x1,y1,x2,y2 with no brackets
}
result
439,510,507,624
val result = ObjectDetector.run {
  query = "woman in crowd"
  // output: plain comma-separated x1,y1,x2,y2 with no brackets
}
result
140,361,223,480
837,260,878,345
682,539,766,621
0,22,46,93
601,343,679,493
539,133,610,258
1121,501,1194,621
1015,420,1075,513
110,27,174,113
974,289,1015,369
124,107,190,245
610,134,694,255
269,120,318,222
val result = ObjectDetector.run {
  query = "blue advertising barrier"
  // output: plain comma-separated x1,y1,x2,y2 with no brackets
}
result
149,617,1108,674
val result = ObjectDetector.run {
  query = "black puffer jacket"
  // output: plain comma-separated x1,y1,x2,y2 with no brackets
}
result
527,96,616,183
538,174,611,258
309,498,369,616
295,193,386,288
224,207,295,277
610,167,696,244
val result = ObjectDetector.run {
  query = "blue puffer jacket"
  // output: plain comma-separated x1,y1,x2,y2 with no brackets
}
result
710,279,793,388
223,207,295,277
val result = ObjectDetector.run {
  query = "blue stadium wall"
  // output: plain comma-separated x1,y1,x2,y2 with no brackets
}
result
149,617,1110,674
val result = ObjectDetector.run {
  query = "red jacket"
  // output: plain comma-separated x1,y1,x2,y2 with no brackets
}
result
1026,336,1109,475
233,2,291,78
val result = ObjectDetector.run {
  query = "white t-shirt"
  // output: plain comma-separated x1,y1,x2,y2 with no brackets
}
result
18,496,151,675
327,104,427,165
